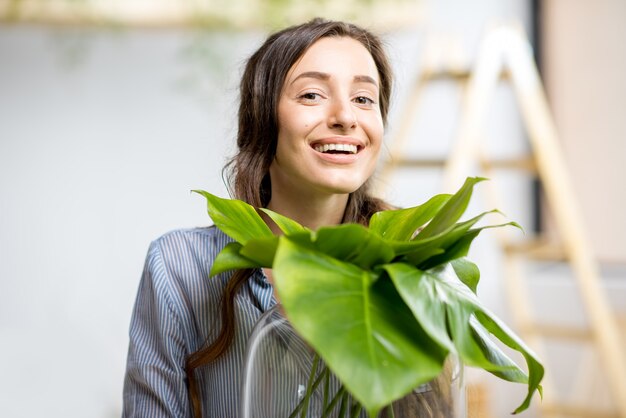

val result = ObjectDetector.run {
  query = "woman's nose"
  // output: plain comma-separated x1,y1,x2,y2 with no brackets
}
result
328,99,357,130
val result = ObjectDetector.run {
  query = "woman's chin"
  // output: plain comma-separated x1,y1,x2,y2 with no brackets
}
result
312,179,366,196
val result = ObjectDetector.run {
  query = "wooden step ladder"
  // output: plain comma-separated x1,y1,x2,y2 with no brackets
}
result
377,22,626,418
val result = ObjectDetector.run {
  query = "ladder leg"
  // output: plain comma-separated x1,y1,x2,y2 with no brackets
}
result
507,25,626,417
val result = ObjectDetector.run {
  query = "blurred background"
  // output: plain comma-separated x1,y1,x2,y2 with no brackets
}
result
1,0,624,417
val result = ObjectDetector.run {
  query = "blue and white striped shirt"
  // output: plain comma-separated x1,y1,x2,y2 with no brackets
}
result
122,226,277,417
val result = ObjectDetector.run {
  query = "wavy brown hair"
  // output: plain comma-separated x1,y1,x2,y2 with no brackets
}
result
185,18,394,417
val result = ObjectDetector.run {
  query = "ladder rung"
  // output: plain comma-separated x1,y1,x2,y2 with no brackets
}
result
503,239,568,261
388,157,537,172
541,402,618,418
522,323,592,341
421,69,471,81
421,68,511,82
479,156,537,172
420,68,513,82
389,158,447,168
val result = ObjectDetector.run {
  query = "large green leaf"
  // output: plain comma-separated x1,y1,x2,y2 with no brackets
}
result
383,263,491,367
210,242,261,276
379,264,455,353
369,194,451,240
273,238,446,417
389,209,497,256
450,258,480,294
420,222,521,269
239,236,279,267
391,210,499,269
314,224,395,269
259,207,309,234
419,229,481,269
193,190,272,244
418,221,520,269
383,262,543,412
470,318,529,384
473,311,544,414
416,177,486,240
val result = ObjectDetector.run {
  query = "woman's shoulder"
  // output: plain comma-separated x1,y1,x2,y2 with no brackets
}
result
150,225,231,256
154,225,225,241
144,226,233,284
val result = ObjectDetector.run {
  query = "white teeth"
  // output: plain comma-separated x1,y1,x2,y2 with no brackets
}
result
313,143,358,154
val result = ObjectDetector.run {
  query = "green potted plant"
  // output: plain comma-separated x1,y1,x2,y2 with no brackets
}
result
194,177,544,417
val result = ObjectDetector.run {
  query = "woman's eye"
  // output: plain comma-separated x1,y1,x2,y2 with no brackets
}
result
354,96,375,106
299,92,321,101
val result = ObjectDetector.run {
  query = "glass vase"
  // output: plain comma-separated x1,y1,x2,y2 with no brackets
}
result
241,305,466,418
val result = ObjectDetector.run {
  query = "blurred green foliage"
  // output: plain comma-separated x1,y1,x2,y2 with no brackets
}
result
2,0,422,30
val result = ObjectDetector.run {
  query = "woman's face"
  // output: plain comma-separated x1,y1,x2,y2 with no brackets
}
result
270,36,384,200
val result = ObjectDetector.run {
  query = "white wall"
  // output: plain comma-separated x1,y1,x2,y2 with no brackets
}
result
0,26,261,417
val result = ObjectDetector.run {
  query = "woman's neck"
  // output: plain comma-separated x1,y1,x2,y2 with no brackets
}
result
265,191,349,233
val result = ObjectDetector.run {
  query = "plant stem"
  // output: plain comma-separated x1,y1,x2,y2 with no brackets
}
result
320,386,346,418
338,389,349,417
299,354,320,418
349,400,362,418
289,353,328,418
287,364,328,418
289,368,329,418
322,367,330,409
386,404,395,418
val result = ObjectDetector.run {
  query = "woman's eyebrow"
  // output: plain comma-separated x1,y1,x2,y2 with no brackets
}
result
291,71,330,85
290,71,378,88
354,75,379,88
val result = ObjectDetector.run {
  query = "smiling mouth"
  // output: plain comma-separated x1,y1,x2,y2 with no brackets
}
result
313,143,359,154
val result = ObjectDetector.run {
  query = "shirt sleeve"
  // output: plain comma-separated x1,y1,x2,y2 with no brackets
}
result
122,239,191,418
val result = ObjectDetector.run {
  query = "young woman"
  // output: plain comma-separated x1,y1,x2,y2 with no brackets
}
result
122,18,393,418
